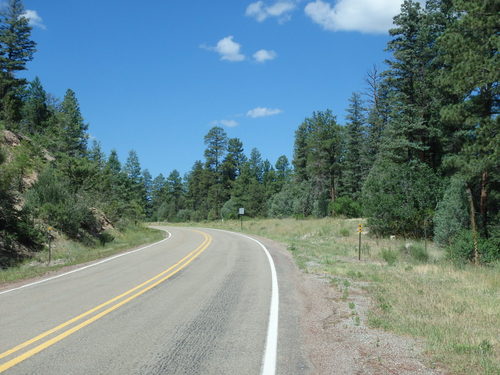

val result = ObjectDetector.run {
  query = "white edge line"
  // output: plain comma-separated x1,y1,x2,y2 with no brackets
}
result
0,229,172,296
210,228,278,375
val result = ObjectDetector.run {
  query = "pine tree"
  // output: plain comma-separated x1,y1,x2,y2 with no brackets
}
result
248,148,264,182
22,77,49,135
221,137,246,182
275,155,291,191
150,173,166,217
0,0,36,126
304,110,343,202
142,169,153,217
364,66,389,165
438,0,499,239
60,89,88,157
292,122,310,182
342,92,366,199
383,0,450,167
204,126,228,173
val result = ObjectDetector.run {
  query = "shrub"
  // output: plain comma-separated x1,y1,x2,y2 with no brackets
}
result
447,230,500,264
221,198,239,220
339,228,350,237
98,231,115,246
25,168,98,239
176,209,192,222
403,243,429,263
381,248,398,265
362,160,441,237
329,196,362,218
434,176,469,246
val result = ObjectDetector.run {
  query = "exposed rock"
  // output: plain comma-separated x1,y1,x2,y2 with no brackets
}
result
2,130,21,147
90,208,114,233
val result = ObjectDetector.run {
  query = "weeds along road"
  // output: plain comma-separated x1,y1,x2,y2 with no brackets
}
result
0,227,307,374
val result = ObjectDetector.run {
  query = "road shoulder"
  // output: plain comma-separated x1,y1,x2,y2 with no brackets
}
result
252,234,444,375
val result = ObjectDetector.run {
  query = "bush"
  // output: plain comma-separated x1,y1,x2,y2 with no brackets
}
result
98,231,115,246
176,209,192,222
362,160,441,237
329,196,362,218
25,168,98,239
434,176,469,246
221,198,239,220
380,248,398,265
447,230,500,264
402,243,429,263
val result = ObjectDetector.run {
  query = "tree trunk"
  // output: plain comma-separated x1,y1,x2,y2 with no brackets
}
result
466,185,479,265
479,171,489,237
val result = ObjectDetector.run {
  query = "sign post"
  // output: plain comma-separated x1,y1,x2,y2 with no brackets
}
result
239,208,245,230
357,223,362,261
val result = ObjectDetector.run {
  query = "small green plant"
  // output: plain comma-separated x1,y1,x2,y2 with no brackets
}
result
339,228,350,237
342,287,349,301
408,244,429,262
354,315,360,326
447,230,500,264
98,231,115,247
348,302,355,310
380,248,398,265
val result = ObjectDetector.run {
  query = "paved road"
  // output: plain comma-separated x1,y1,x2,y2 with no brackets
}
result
0,227,308,374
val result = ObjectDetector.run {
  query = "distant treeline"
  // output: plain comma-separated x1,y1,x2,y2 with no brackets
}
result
0,0,498,267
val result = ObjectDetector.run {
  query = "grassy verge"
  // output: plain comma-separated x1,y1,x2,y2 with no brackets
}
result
0,225,165,285
175,218,499,375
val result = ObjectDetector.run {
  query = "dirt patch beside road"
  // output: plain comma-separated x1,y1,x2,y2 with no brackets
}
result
257,234,445,375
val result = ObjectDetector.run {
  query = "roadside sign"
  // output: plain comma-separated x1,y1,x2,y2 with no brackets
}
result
239,208,245,215
357,224,362,233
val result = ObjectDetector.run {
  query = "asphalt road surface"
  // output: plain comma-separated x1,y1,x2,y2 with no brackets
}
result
0,226,309,374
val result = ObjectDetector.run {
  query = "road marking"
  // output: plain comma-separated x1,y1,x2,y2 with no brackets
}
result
0,230,211,373
210,229,279,375
0,230,172,296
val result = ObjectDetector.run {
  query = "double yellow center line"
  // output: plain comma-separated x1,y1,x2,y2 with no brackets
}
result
0,230,212,373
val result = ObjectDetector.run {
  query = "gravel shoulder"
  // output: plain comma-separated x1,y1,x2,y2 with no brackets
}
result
256,234,445,375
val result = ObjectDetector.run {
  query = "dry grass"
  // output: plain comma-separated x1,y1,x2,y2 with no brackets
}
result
0,225,165,285
177,217,500,375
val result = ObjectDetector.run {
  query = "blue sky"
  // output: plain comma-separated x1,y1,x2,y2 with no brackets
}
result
20,0,404,178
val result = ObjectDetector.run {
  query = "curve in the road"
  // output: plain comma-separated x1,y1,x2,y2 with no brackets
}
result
211,229,279,375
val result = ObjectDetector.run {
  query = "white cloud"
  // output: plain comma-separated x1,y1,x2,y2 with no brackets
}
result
21,10,45,29
247,107,283,118
204,36,245,62
212,119,239,127
253,49,277,63
246,1,296,23
304,0,403,34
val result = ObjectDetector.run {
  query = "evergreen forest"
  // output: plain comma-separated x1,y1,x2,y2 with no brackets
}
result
0,0,498,267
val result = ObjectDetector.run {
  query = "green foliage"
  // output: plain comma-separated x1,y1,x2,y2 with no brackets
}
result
362,159,441,237
25,168,98,239
447,230,500,265
59,89,88,157
380,248,398,266
221,198,239,220
268,180,313,218
434,176,469,246
98,231,114,246
401,243,429,263
329,196,362,218
342,92,366,199
204,126,227,172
